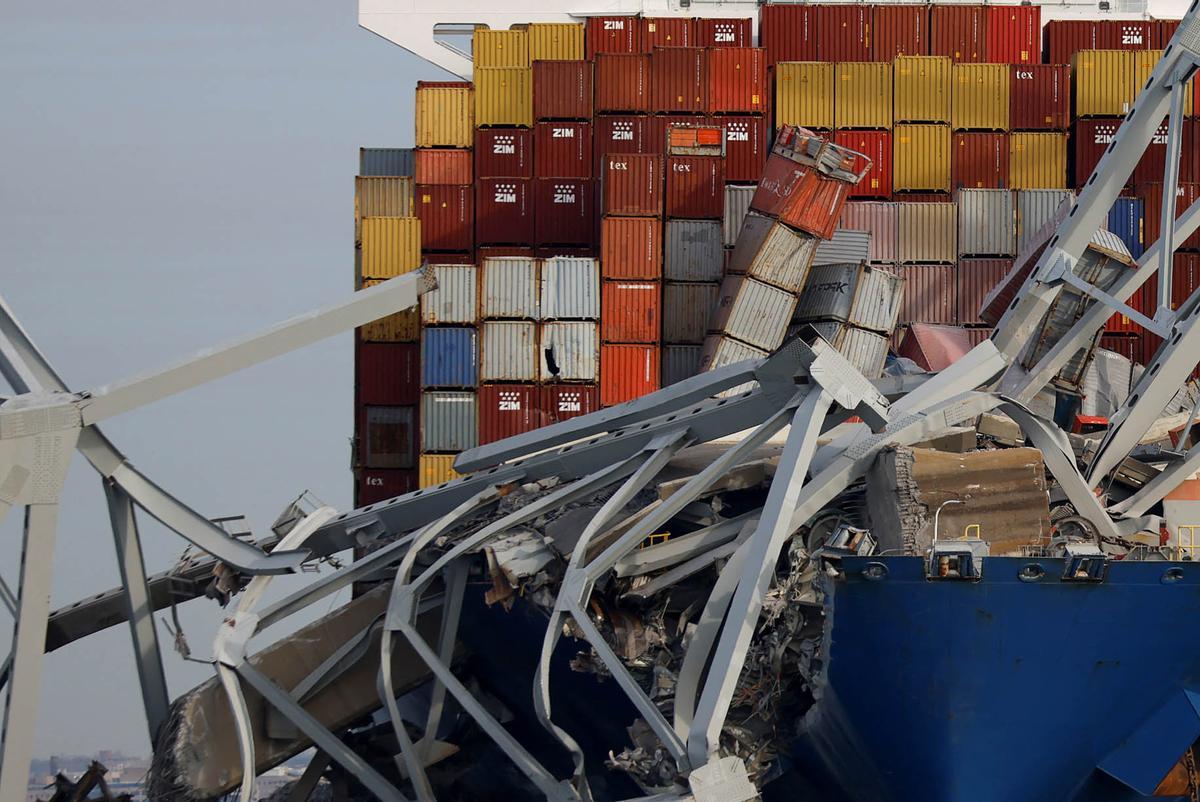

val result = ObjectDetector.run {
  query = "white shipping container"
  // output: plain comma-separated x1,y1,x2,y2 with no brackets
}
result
728,212,820,292
1016,189,1075,258
421,390,478,452
421,264,478,324
793,263,904,335
814,229,872,266
539,321,599,382
698,334,765,395
710,275,797,352
480,321,538,381
540,256,599,319
808,322,889,379
723,185,756,247
956,188,1015,257
897,202,958,264
481,257,539,319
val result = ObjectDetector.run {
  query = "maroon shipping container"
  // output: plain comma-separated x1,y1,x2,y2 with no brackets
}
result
930,5,986,63
586,16,640,59
957,258,1013,324
1094,20,1153,50
953,132,1009,189
1044,22,1091,65
1010,64,1070,131
1139,182,1200,252
1099,333,1139,364
835,130,892,198
535,246,597,259
415,184,473,252
356,340,420,406
984,5,1040,64
533,60,593,121
640,17,696,49
593,114,652,176
600,344,661,406
696,18,752,48
474,129,533,178
1152,20,1181,49
899,264,958,324
896,323,979,371
817,5,872,62
533,178,596,246
710,115,767,183
601,280,661,342
646,115,708,154
759,4,818,66
601,217,662,279
477,245,535,259
538,384,599,425
355,468,417,507
1073,119,1123,189
1134,120,1197,185
534,121,592,178
594,53,650,113
706,47,767,114
355,405,417,469
425,253,476,265
650,47,707,114
415,149,472,185
477,384,538,445
666,155,725,219
603,153,664,216
752,151,815,219
1173,252,1200,308
475,178,533,245
873,4,929,61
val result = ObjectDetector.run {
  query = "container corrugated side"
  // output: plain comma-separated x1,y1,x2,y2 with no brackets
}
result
728,212,819,293
601,280,661,343
360,217,421,280
839,201,898,263
951,64,1010,131
541,256,599,319
893,124,951,193
775,62,834,130
1009,132,1067,190
478,384,538,444
527,22,584,60
835,62,893,130
360,148,414,177
985,4,1040,65
834,130,892,198
723,185,755,246
600,344,660,406
813,229,872,266
929,5,986,63
418,454,461,488
760,5,818,66
421,327,478,387
710,276,796,351
1073,50,1137,118
1106,197,1145,260
897,202,958,264
539,321,599,381
898,264,958,324
958,258,1013,325
698,335,765,394
601,217,662,279
539,384,600,424
359,406,417,469
810,322,889,379
662,344,703,385
360,279,420,341
956,189,1015,256
474,29,530,68
663,282,719,344
893,56,952,124
874,4,928,61
421,391,478,452
533,60,593,122
794,263,904,335
706,47,767,114
481,257,539,319
664,220,724,282
1016,189,1075,255
415,149,473,185
356,178,414,242
1010,65,1071,131
356,340,420,405
1135,50,1194,115
480,321,538,381
475,68,533,128
421,264,477,325
415,82,474,147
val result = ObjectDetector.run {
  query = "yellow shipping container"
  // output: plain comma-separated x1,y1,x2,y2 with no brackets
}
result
355,177,413,243
415,83,474,147
1010,132,1067,189
419,454,461,488
359,279,420,342
775,62,834,130
1073,50,1136,117
951,64,1010,131
360,217,421,280
473,28,530,68
835,63,893,129
475,67,533,127
893,56,952,124
527,22,584,61
893,124,951,193
1134,50,1192,115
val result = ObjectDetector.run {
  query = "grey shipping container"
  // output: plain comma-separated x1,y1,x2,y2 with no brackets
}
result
421,264,478,324
839,201,898,264
793,263,904,335
710,275,797,352
421,390,478,452
813,229,872,266
663,282,720,344
1016,189,1075,258
698,334,765,395
897,202,957,264
728,212,820,293
956,189,1015,257
360,147,415,177
808,322,889,379
1081,348,1134,417
481,257,539,319
723,185,756,247
540,256,599,320
480,321,538,381
662,344,702,386
665,220,724,282
539,321,599,382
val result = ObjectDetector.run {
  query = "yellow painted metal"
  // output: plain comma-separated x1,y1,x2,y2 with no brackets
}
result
359,279,420,342
775,62,834,130
1009,132,1067,189
475,67,534,127
893,56,952,124
419,454,461,488
1072,50,1136,117
893,124,951,193
360,217,421,280
355,178,414,243
473,28,530,68
527,23,584,61
415,84,474,147
951,64,1010,131
1134,50,1192,115
835,62,893,129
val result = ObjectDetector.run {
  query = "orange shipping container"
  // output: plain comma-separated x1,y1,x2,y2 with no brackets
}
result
650,47,707,113
601,217,662,279
600,344,661,406
706,47,767,114
601,280,661,342
414,149,473,185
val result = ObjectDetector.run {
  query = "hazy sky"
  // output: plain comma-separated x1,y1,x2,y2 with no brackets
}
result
1,1,441,757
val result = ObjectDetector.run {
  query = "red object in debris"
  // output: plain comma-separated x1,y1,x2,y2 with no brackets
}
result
600,217,662,279
896,323,977,371
816,5,872,62
640,17,696,49
650,47,707,114
593,114,652,176
533,60,593,121
594,54,650,113
533,178,595,247
534,121,592,178
355,468,417,506
710,115,768,183
835,130,892,198
665,155,725,219
356,340,420,406
1072,414,1110,434
759,4,818,65
696,18,751,47
602,153,664,217
985,4,1040,64
601,280,661,343
952,132,1009,189
1009,64,1070,131
600,344,661,406
415,149,473,185
538,384,600,425
930,5,986,63
705,47,767,114
474,129,533,178
873,4,929,60
477,384,539,445
474,178,533,245
415,184,473,252
586,16,640,59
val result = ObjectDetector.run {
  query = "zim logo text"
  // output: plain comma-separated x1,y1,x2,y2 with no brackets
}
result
494,183,517,203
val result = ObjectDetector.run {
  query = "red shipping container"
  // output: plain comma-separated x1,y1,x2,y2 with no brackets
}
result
534,121,592,178
666,155,725,219
1044,21,1093,65
647,115,708,154
533,60,593,121
752,152,817,219
474,129,533,178
415,184,473,252
783,175,854,239
355,468,417,506
475,178,533,245
1172,252,1200,308
1139,182,1200,252
1152,20,1181,49
477,384,538,445
587,16,640,59
603,153,664,216
356,340,420,406
710,115,768,183
1134,120,1196,186
477,245,534,259
355,405,417,469
873,4,929,61
759,4,818,66
957,258,1013,325
533,178,596,246
535,246,597,259
650,47,707,114
425,253,475,265
696,18,752,48
1073,119,1122,189
601,217,662,279
898,264,958,324
415,149,472,185
640,17,696,49
538,384,600,425
595,54,650,113
930,5,986,63
1094,20,1153,50
835,130,892,198
600,344,661,406
601,280,661,342
984,5,1040,64
816,5,872,62
1010,64,1070,131
705,47,767,114
1099,333,1139,363
952,132,1009,189
594,114,652,176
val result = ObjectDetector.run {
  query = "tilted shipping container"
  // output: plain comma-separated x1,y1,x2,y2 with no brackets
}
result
710,275,797,351
727,212,820,292
723,185,755,246
958,258,1014,325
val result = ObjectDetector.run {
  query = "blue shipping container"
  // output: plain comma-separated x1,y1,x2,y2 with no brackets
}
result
360,147,415,177
1107,197,1145,260
421,326,478,387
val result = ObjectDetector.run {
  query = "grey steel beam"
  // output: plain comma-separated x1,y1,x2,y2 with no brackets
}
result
1155,77,1187,310
0,576,15,617
612,512,757,578
286,751,333,802
1111,446,1200,518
